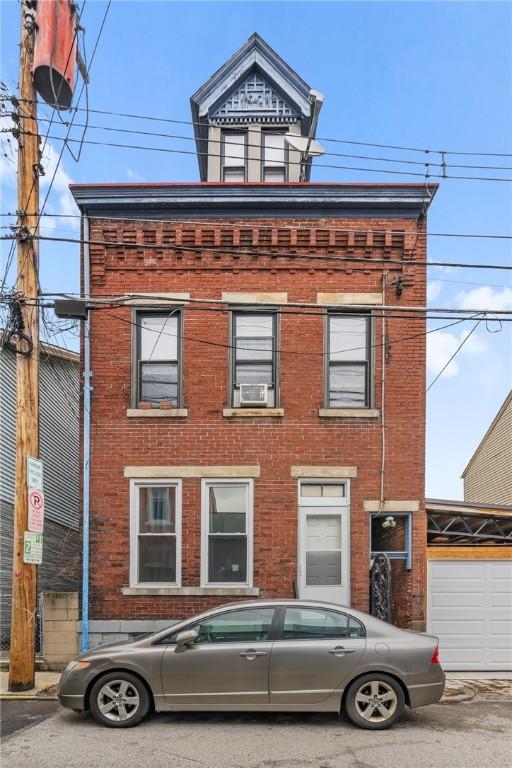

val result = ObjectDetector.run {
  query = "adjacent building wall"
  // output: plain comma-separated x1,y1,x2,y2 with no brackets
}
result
0,345,80,647
462,391,512,505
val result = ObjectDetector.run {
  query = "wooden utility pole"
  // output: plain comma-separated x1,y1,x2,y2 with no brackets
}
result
9,0,40,692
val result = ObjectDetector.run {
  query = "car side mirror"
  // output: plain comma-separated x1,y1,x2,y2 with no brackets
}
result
175,629,198,648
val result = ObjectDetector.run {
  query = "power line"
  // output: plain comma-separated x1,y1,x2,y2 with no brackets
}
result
6,128,511,182
4,290,511,322
427,320,483,391
2,232,510,272
103,308,489,360
13,98,512,158
1,211,511,242
6,111,512,173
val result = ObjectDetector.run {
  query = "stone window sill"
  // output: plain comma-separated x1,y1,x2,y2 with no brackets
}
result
121,586,260,597
223,408,284,418
127,408,189,418
318,408,380,418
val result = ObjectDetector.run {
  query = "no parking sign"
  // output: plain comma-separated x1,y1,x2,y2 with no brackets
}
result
28,489,45,533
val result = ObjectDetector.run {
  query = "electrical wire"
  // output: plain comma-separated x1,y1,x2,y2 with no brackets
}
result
7,112,512,172
13,98,512,158
426,320,483,391
103,308,487,360
1,211,511,242
6,128,511,182
2,232,510,272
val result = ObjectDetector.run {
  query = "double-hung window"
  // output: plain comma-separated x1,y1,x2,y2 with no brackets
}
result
231,312,278,407
201,480,253,586
130,480,181,586
327,313,371,408
136,311,181,406
221,131,247,181
262,132,287,181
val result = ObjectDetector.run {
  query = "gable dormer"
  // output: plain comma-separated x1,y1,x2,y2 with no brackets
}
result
190,34,323,182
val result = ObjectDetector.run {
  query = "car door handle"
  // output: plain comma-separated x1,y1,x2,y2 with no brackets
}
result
328,646,356,655
240,650,267,660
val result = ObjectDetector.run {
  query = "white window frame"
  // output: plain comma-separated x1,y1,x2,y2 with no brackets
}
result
201,478,254,588
129,478,182,587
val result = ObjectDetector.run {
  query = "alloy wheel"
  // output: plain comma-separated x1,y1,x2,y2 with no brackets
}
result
354,679,398,723
97,679,141,722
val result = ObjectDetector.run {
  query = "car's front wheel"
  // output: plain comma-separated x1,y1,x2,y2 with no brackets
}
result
343,673,405,730
89,672,150,728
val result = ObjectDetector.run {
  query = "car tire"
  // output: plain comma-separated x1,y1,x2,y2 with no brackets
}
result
89,672,151,728
343,673,405,730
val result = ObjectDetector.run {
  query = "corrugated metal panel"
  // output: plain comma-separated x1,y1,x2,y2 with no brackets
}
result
0,349,16,504
0,499,80,647
0,346,79,530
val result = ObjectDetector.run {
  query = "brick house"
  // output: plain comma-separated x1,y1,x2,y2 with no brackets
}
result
71,34,436,647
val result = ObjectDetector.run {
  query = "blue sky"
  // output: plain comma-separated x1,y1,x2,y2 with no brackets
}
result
1,1,511,499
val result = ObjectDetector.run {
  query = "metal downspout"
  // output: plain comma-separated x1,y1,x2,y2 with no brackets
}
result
81,215,92,652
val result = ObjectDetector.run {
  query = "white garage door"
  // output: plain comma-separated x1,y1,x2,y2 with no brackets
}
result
428,559,512,671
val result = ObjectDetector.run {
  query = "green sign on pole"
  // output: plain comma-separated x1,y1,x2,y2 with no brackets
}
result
23,531,43,565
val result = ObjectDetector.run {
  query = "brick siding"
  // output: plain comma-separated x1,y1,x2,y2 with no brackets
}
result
85,216,427,628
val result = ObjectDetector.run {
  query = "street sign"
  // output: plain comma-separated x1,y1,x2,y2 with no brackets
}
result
23,532,43,565
27,456,43,491
28,489,45,533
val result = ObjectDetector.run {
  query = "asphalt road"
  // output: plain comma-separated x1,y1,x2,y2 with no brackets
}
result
1,700,511,768
1,699,60,739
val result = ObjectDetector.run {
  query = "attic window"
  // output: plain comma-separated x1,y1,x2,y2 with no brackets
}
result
222,131,246,182
262,132,287,182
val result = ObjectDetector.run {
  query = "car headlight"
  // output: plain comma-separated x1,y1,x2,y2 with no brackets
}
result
65,660,91,672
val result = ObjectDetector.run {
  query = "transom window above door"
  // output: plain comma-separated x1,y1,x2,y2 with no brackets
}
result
301,483,345,498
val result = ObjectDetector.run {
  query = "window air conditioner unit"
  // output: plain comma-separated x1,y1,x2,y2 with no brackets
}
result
239,383,268,407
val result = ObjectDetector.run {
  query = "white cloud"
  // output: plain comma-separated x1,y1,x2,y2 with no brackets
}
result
39,143,78,230
0,114,17,188
427,279,443,303
455,285,512,312
126,167,146,182
427,326,487,380
0,117,78,229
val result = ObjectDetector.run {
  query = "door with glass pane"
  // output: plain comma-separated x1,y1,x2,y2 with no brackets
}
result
298,481,349,604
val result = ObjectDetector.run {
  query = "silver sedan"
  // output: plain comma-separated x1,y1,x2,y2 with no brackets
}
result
58,600,445,729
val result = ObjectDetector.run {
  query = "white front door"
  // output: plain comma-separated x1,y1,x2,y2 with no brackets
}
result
298,481,349,605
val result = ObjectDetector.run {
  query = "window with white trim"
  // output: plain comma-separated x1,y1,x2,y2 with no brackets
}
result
221,131,247,182
130,480,181,585
201,480,253,586
136,311,181,406
327,313,372,407
262,132,287,181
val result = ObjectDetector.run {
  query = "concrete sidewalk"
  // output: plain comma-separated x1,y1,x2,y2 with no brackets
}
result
0,671,61,699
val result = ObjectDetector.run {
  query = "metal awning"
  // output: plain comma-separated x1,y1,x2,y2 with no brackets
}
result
427,510,512,545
